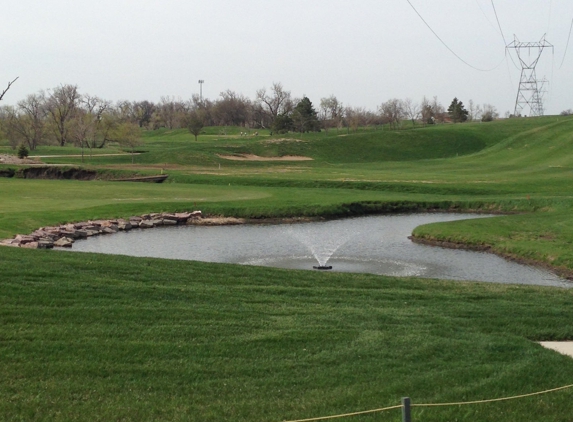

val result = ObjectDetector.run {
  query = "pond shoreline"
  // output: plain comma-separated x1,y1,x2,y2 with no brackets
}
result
410,235,573,281
2,208,568,283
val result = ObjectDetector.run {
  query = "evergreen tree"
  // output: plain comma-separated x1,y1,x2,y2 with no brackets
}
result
447,97,469,123
292,97,320,133
17,144,29,159
271,113,293,134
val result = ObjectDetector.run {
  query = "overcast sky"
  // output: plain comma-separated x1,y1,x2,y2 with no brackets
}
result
2,0,572,115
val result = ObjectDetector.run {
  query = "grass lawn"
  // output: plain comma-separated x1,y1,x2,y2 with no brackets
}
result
1,115,573,420
1,248,573,421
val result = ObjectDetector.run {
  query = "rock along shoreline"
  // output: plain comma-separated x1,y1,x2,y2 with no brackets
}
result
0,211,207,249
0,212,320,250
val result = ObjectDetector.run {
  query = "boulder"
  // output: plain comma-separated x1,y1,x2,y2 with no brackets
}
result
54,237,74,248
37,239,54,249
21,242,39,249
118,221,133,231
139,220,154,229
174,212,192,222
60,230,79,239
14,235,36,244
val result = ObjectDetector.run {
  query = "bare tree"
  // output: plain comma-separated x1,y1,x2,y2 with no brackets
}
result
468,99,477,122
46,84,81,146
114,100,135,124
420,96,433,125
212,90,252,127
342,106,367,133
402,98,420,126
0,77,19,102
379,99,404,129
319,95,344,133
131,100,156,128
431,96,445,123
156,96,187,129
189,94,214,126
3,92,48,150
481,104,499,122
113,122,142,164
256,82,293,126
185,110,205,141
71,95,116,160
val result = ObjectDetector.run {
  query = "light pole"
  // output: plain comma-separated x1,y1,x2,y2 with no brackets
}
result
198,80,204,103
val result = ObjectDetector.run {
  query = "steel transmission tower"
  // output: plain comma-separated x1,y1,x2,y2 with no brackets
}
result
506,35,553,117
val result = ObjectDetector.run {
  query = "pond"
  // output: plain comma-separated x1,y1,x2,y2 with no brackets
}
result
71,213,569,287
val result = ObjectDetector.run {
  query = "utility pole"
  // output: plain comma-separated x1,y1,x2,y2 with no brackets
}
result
506,35,553,117
198,80,204,103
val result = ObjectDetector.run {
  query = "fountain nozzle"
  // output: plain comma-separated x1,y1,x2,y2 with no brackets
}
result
313,265,333,270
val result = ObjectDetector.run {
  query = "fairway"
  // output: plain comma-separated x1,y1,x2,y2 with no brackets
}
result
2,116,573,421
0,179,273,213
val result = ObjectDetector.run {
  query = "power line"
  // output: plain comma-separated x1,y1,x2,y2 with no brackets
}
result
405,0,505,72
559,18,573,68
490,0,520,71
474,0,497,32
490,0,508,46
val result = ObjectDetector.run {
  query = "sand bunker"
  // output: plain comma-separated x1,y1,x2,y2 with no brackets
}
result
217,154,312,161
0,154,42,165
539,342,573,358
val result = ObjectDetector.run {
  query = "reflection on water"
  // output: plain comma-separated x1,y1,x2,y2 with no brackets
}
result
71,214,569,287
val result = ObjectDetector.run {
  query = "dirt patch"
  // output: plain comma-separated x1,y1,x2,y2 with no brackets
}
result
217,154,313,161
0,154,43,165
17,166,99,181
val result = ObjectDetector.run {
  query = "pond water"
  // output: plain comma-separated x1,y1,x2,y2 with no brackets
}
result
71,214,569,287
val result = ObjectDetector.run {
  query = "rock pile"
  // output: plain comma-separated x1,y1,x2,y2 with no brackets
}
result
0,211,202,249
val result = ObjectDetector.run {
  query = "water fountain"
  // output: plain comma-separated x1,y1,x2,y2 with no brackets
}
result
286,223,357,271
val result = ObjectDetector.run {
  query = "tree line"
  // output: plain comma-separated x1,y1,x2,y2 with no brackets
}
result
1,80,503,151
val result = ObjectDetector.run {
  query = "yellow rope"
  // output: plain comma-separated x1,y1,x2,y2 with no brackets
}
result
412,383,573,407
281,404,402,422
279,383,573,422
